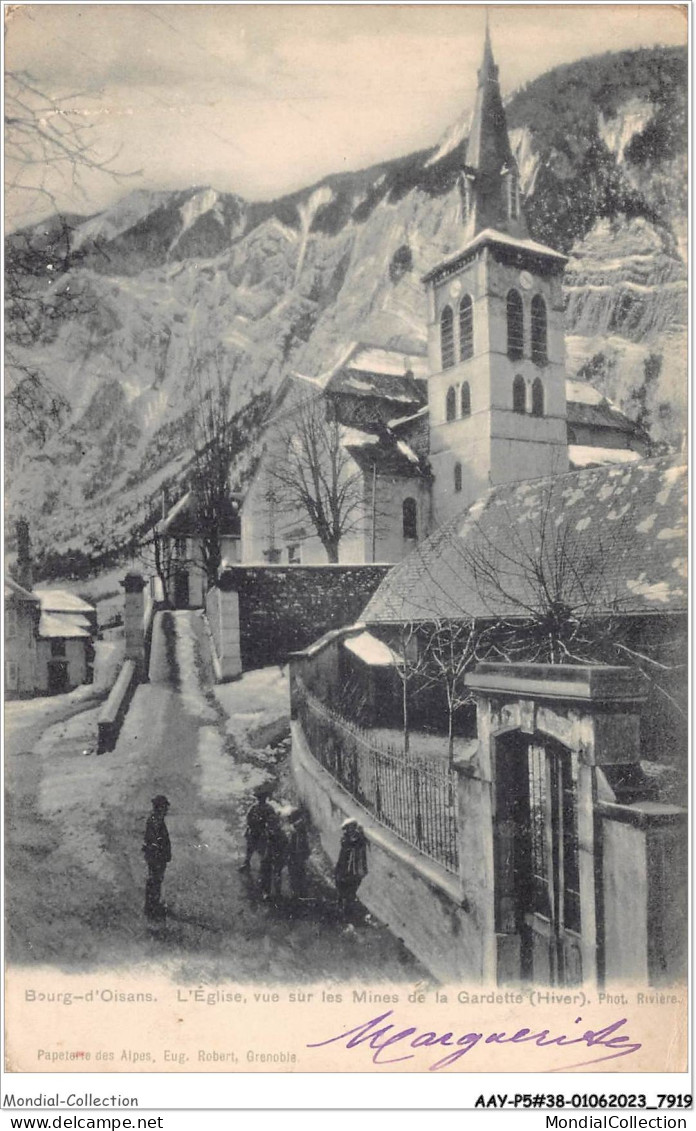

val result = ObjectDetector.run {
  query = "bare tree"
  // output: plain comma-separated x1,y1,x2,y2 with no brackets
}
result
187,348,242,586
264,393,366,563
421,618,480,768
131,498,175,608
457,484,627,665
5,71,134,444
390,622,427,755
453,484,686,722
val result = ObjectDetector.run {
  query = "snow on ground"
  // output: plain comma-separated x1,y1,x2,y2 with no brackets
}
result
6,611,426,981
370,727,479,763
214,665,290,745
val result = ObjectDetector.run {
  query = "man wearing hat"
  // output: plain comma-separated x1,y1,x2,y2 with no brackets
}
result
142,795,171,920
238,784,273,873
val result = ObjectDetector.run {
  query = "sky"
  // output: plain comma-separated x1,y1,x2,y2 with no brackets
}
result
4,2,688,227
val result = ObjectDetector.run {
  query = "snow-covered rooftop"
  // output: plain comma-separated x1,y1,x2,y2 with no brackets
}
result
388,405,430,430
35,589,95,615
38,612,91,639
344,630,401,667
423,227,567,284
565,379,606,406
348,346,429,380
569,445,641,469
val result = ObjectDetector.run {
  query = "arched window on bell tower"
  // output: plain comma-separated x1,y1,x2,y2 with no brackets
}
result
513,374,526,414
445,385,456,422
531,377,544,417
459,294,473,360
441,305,455,370
507,289,524,359
460,381,471,417
531,294,548,365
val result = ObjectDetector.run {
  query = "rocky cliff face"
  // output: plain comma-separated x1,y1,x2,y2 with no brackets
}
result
6,46,686,571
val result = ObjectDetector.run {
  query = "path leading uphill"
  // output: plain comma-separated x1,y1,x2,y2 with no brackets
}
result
6,609,425,985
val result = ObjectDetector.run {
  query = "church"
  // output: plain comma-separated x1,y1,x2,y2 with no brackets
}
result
284,28,686,990
240,24,647,569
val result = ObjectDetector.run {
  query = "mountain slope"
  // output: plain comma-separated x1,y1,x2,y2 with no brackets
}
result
6,46,687,574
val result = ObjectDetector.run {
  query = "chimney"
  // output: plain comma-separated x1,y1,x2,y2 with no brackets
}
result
15,519,33,592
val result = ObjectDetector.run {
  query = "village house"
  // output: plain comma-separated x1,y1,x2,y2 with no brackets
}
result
287,28,687,989
156,489,242,609
4,581,95,698
4,576,41,698
4,524,96,698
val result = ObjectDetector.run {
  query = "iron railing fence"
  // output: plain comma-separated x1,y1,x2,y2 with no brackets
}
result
295,678,459,874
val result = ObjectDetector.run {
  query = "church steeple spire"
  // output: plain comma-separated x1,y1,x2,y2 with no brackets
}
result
462,17,528,239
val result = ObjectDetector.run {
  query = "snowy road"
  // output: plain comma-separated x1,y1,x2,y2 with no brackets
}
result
6,610,424,984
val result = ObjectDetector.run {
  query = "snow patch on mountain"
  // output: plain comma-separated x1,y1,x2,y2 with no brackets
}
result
71,190,172,250
426,109,471,167
598,98,654,162
295,185,334,284
510,127,541,195
169,187,225,255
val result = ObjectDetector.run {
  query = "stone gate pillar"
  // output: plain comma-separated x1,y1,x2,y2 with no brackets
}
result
121,571,146,677
206,569,242,681
463,662,686,988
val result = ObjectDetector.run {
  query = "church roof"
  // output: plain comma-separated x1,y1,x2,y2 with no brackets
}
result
459,24,530,240
422,227,566,285
465,22,514,180
343,430,428,478
327,365,425,407
362,457,687,624
566,397,645,436
569,446,641,470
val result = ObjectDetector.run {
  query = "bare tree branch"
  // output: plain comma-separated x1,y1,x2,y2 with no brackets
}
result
263,392,368,563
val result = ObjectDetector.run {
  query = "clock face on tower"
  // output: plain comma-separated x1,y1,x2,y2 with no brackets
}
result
519,270,533,290
449,280,462,298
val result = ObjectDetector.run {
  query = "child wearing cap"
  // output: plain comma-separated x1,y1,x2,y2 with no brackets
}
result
334,817,368,918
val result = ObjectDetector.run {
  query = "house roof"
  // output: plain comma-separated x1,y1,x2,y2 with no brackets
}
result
34,589,95,615
362,457,687,624
38,612,91,639
4,575,39,604
344,630,401,667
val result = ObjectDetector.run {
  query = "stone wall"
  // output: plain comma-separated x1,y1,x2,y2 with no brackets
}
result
216,564,391,670
292,720,479,984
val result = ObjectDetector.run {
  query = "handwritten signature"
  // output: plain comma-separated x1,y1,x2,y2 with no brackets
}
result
307,1009,642,1071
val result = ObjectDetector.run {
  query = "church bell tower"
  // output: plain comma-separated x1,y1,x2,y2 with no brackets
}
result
424,21,568,523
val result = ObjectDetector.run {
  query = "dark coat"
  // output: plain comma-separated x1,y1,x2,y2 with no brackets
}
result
143,813,171,865
335,826,368,883
263,817,288,866
245,799,273,842
287,821,310,864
